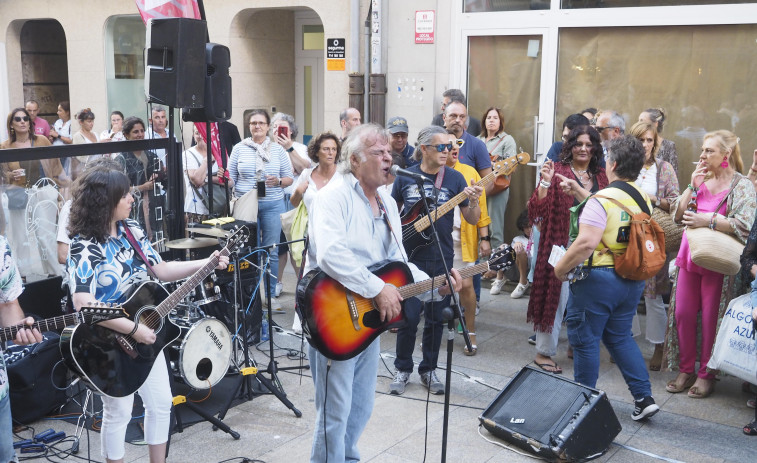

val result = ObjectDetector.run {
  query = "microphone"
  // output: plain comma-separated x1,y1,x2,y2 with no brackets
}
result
390,165,430,183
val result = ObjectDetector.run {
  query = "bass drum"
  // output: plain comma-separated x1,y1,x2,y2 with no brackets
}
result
170,318,231,389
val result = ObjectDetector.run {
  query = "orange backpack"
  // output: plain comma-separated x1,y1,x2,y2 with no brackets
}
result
593,183,666,281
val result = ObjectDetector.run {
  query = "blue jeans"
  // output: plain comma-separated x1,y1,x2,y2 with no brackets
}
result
258,199,284,296
308,338,379,463
394,258,451,375
566,267,651,400
0,384,18,463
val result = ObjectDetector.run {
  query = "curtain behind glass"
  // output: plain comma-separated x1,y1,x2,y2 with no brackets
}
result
557,24,757,185
468,35,542,244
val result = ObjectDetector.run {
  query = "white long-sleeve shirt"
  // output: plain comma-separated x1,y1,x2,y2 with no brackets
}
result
305,173,438,301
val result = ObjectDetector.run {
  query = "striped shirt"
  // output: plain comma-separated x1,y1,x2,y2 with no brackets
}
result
228,138,293,203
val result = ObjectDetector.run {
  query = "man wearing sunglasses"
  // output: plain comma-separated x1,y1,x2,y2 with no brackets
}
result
390,125,484,395
593,109,625,148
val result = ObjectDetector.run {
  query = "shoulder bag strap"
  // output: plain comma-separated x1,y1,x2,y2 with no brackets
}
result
487,136,505,157
710,174,740,220
607,180,650,215
121,221,159,279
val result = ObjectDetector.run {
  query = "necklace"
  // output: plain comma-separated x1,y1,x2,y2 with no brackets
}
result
570,163,591,179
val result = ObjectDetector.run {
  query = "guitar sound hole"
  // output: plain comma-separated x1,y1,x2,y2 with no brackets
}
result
196,358,212,381
362,311,381,329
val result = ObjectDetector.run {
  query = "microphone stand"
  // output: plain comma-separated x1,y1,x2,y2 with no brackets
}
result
411,174,472,463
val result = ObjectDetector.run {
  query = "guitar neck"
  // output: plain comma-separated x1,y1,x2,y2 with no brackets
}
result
154,247,229,318
414,175,494,232
397,261,490,299
413,153,527,232
0,312,82,343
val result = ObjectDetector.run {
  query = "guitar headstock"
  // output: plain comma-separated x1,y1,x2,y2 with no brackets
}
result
81,303,127,323
220,225,250,252
493,152,531,177
488,244,516,271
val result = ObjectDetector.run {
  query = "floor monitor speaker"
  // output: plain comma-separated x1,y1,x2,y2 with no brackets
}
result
479,366,621,461
145,18,206,108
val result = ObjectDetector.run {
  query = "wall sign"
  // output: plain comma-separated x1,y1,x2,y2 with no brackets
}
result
415,10,435,44
327,37,346,71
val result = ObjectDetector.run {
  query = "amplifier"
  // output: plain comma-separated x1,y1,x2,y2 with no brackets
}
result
479,366,621,461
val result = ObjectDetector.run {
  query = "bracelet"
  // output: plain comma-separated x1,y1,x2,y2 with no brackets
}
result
128,324,139,336
539,180,551,189
687,184,698,193
709,215,717,230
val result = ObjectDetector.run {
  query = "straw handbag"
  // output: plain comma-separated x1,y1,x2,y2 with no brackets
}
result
652,207,683,254
686,226,743,275
685,178,743,275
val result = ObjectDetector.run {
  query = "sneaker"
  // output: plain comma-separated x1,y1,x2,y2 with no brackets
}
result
420,370,444,395
511,282,530,299
267,297,285,314
528,334,536,345
632,396,660,421
389,370,411,395
274,282,284,297
490,279,506,295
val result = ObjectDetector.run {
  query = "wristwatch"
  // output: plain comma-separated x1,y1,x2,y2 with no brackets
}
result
480,236,491,241
655,197,661,208
286,147,295,153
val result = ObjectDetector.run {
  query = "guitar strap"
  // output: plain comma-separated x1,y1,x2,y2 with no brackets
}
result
376,193,407,263
121,220,159,280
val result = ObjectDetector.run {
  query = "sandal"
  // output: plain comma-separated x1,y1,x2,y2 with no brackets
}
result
533,360,562,374
744,420,757,436
464,333,477,356
687,381,714,399
666,372,696,393
649,344,663,371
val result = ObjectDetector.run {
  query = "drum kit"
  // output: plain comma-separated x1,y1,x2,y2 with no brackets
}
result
163,225,236,390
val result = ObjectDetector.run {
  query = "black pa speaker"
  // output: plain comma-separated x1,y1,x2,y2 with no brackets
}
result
479,366,621,461
181,43,232,123
145,18,206,108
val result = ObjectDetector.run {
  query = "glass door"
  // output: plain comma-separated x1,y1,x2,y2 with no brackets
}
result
466,32,550,243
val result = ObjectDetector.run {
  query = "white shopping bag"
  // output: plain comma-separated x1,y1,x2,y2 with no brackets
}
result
707,294,757,384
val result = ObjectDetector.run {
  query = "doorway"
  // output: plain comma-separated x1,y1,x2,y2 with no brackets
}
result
294,12,324,145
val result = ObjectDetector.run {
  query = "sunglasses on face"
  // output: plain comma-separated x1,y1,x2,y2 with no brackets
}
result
13,116,30,122
426,143,454,152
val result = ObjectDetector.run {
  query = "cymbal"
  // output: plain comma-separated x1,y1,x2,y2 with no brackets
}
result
186,227,227,238
165,237,218,249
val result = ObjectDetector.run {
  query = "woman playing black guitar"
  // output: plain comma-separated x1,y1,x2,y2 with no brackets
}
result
65,161,228,463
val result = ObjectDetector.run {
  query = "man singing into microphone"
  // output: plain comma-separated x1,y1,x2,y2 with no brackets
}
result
390,125,483,395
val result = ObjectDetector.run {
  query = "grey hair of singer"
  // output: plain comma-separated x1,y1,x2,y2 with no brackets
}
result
604,110,626,133
413,125,449,161
338,123,390,175
271,112,299,139
606,135,645,181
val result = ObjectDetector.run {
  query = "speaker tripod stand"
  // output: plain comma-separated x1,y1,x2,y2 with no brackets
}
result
215,244,302,425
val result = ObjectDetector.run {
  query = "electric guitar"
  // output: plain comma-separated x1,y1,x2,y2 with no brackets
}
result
296,246,515,361
60,226,248,398
400,152,530,259
0,306,125,343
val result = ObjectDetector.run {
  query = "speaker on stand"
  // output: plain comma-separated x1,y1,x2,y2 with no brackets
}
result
145,18,207,108
182,43,232,123
479,365,622,461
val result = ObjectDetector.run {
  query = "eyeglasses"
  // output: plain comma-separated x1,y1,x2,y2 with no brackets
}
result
426,143,453,152
249,121,268,127
594,126,615,132
454,139,465,148
13,116,30,122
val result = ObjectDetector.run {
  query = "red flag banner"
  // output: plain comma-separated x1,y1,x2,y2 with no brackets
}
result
195,122,229,181
134,0,201,23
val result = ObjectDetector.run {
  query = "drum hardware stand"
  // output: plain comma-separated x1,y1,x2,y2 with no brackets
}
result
172,392,241,439
215,243,302,426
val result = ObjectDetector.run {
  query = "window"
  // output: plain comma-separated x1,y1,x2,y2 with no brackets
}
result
303,25,324,50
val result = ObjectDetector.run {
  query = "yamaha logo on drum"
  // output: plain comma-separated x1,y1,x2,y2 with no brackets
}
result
206,324,224,350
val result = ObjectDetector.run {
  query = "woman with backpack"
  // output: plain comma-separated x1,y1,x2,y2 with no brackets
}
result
554,135,660,422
